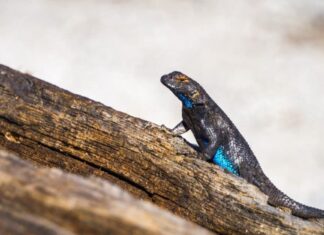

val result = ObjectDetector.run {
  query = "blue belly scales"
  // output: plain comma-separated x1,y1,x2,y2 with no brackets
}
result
213,146,239,175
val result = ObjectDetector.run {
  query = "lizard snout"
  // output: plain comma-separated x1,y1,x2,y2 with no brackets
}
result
160,74,171,87
161,71,183,86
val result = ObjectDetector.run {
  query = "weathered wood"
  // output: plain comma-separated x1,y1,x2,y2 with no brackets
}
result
0,207,75,235
0,64,323,234
0,150,212,235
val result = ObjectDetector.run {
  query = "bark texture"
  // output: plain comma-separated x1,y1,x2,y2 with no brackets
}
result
0,150,212,235
0,64,323,234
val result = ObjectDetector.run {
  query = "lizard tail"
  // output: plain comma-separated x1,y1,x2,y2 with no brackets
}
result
267,188,324,219
251,165,324,219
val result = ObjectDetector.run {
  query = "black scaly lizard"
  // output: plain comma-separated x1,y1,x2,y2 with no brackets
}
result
161,71,324,219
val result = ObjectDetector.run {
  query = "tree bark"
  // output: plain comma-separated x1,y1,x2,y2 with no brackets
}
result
0,150,212,235
0,64,323,235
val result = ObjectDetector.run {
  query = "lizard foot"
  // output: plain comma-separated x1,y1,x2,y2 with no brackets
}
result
160,124,172,133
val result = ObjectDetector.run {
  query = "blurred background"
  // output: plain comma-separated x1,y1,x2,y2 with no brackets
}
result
0,0,323,208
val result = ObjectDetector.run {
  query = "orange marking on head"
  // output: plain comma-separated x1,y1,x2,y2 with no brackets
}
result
177,75,189,82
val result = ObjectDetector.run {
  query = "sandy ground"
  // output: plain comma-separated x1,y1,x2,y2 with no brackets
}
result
1,0,324,208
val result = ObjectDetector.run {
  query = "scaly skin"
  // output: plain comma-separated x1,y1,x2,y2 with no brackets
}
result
161,71,324,219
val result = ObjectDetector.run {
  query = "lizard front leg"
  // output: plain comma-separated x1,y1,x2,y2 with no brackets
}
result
172,121,190,135
171,121,201,151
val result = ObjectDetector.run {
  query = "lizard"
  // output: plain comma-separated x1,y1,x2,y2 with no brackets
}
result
161,71,324,219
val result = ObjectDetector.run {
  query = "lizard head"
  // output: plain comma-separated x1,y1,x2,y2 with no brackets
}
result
161,71,208,109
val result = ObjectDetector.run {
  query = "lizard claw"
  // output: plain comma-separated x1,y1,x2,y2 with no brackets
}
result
160,124,172,133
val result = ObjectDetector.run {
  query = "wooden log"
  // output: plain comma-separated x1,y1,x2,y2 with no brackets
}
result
0,150,212,235
0,64,323,234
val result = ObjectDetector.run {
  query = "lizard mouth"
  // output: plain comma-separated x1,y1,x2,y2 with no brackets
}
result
160,74,174,90
160,74,169,86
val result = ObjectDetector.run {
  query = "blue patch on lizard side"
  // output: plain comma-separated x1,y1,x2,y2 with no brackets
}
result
213,146,239,175
178,93,193,109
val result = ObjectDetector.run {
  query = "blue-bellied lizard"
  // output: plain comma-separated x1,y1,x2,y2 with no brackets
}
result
161,71,324,219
